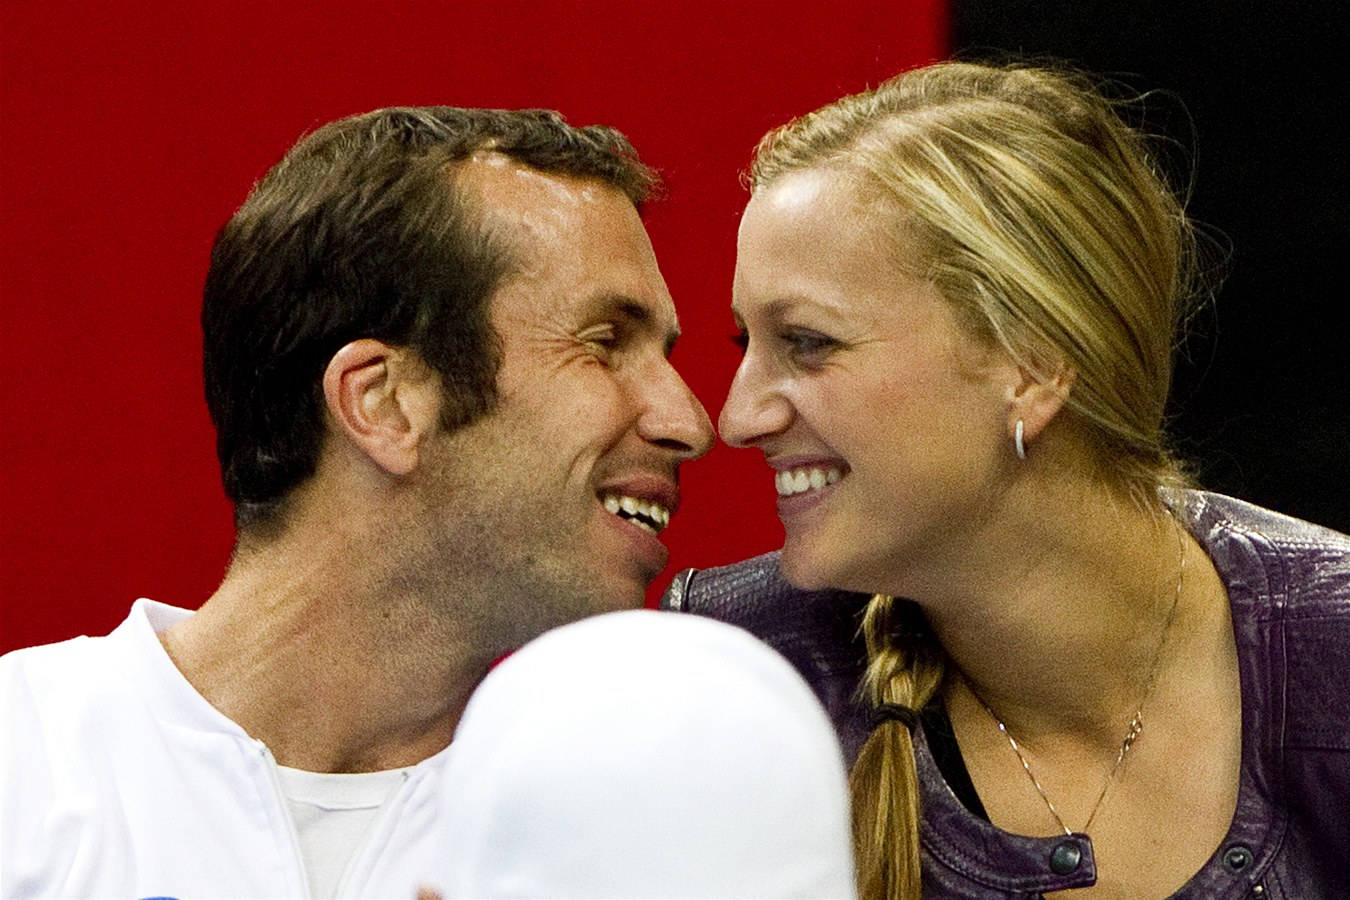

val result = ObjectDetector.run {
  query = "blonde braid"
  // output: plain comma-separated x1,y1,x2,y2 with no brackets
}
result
851,595,946,899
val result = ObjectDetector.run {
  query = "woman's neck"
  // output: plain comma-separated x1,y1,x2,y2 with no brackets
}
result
916,483,1243,887
915,481,1194,746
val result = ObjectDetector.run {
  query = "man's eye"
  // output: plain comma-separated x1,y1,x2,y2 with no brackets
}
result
730,328,750,353
578,324,620,357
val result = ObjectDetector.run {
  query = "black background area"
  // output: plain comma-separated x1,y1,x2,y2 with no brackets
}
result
953,0,1349,532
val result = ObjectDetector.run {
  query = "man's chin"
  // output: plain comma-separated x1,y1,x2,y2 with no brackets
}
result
591,570,651,613
533,571,650,636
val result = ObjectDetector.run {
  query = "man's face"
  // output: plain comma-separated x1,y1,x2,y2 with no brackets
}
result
419,156,713,642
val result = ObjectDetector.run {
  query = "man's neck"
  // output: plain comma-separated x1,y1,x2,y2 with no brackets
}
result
158,540,489,773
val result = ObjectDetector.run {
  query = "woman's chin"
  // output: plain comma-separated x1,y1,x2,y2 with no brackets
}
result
780,539,895,597
779,546,857,594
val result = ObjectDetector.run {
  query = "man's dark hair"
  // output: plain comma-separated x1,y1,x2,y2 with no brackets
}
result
202,107,658,532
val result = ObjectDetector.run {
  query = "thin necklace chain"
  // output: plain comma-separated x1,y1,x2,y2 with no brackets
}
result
970,524,1188,836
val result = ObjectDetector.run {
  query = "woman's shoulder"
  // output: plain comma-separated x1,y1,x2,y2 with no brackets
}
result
1185,489,1350,546
661,552,870,640
660,554,873,761
1182,489,1350,616
1186,491,1350,765
1183,493,1350,889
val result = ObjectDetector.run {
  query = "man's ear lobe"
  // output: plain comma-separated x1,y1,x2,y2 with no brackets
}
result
1006,363,1076,448
321,339,441,476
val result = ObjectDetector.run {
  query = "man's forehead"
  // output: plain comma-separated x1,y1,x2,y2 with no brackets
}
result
458,152,609,231
458,154,680,342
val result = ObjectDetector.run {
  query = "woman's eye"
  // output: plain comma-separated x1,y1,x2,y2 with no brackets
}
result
782,329,837,360
729,324,838,363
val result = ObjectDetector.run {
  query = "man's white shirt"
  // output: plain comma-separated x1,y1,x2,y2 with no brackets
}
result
0,599,453,899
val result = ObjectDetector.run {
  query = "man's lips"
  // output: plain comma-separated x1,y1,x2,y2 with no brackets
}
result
596,475,680,535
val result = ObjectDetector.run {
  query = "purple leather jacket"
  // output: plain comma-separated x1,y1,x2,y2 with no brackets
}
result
661,492,1350,897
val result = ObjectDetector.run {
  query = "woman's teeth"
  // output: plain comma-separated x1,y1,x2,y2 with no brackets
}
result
775,466,842,497
601,494,671,534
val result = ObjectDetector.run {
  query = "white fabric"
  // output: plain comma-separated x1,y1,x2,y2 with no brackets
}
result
277,765,409,899
0,599,452,899
433,609,857,899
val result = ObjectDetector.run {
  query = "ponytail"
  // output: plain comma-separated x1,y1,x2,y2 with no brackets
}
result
850,595,946,899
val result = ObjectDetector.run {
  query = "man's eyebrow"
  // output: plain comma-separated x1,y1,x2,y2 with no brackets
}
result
597,294,681,353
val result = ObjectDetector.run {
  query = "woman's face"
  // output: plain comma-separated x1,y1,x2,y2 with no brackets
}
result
721,168,1019,595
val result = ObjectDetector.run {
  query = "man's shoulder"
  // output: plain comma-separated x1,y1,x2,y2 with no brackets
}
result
1,622,148,792
0,602,285,897
0,602,185,786
1,629,134,892
2,630,123,714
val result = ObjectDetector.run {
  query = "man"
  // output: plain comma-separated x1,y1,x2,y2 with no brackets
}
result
1,107,712,897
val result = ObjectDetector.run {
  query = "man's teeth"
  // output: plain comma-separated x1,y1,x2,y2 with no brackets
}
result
601,494,671,534
775,466,843,497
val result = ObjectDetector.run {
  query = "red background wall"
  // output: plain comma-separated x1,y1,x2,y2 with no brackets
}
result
0,1,946,652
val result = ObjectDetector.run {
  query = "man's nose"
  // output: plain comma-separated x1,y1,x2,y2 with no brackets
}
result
636,359,715,460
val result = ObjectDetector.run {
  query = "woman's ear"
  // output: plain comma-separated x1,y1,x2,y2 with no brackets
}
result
321,339,442,476
1006,364,1076,454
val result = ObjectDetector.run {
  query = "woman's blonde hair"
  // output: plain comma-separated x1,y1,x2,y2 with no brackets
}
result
747,61,1201,898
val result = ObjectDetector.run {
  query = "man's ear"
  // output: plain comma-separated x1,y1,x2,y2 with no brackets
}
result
321,339,442,476
1005,363,1076,449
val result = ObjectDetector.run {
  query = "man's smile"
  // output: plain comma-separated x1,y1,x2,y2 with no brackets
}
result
600,492,671,534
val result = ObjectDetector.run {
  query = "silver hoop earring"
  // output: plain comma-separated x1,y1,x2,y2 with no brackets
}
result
1014,419,1027,460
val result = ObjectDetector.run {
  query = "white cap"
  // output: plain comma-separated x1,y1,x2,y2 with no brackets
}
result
433,609,856,899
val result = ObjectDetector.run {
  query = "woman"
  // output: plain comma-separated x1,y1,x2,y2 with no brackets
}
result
665,62,1350,898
